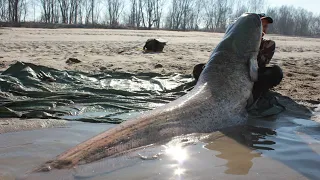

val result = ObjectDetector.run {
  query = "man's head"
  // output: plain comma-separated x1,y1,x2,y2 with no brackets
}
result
259,14,273,34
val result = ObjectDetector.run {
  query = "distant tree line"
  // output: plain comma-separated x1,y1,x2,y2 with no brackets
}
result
267,5,320,36
0,0,319,36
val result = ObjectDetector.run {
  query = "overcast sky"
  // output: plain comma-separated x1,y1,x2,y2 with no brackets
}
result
267,0,320,14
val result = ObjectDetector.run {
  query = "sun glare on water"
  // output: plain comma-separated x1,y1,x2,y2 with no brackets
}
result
165,145,188,163
163,143,189,177
174,167,186,176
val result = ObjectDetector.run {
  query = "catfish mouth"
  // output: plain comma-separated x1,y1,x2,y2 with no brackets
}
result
225,13,262,55
226,13,262,35
242,13,262,27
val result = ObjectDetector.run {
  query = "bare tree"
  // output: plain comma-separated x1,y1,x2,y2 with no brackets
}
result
153,0,164,29
0,0,319,37
186,0,202,30
310,15,320,36
39,0,52,23
165,0,196,30
271,6,295,35
165,0,182,29
57,0,69,23
19,0,27,21
105,0,123,27
145,0,154,29
30,0,37,21
82,0,92,24
247,0,265,12
91,0,94,23
141,0,163,29
0,0,7,20
203,0,215,30
232,0,248,18
294,8,313,36
7,0,20,22
127,0,163,29
128,0,139,27
204,0,233,31
266,5,320,36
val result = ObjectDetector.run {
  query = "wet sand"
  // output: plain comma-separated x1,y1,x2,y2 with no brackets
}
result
0,119,67,134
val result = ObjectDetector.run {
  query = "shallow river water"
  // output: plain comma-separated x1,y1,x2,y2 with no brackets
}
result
0,112,319,180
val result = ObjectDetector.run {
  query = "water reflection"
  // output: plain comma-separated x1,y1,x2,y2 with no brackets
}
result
174,168,186,176
205,135,260,175
164,145,188,163
164,143,189,179
204,126,276,175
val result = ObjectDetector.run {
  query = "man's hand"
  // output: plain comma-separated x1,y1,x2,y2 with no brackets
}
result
257,39,276,68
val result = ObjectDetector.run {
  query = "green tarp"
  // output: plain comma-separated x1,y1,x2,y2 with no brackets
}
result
0,62,195,123
0,62,285,124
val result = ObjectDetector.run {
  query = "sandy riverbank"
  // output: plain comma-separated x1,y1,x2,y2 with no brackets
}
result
0,28,319,106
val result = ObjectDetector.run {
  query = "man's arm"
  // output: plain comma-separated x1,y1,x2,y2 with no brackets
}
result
257,39,276,68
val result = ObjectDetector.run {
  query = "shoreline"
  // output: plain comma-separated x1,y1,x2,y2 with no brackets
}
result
0,28,319,133
0,119,67,134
